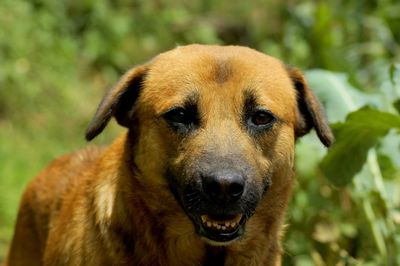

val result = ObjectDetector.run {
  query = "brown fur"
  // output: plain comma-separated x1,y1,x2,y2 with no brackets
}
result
6,45,333,266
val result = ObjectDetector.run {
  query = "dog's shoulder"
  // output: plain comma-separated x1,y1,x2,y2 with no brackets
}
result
21,146,105,218
32,145,104,187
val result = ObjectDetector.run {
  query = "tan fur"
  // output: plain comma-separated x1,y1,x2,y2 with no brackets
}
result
6,45,333,266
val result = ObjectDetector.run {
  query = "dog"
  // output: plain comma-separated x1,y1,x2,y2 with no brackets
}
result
6,44,333,266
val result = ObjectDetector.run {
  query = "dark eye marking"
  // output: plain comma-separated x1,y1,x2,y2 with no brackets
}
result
164,107,196,126
162,93,200,134
243,90,277,134
248,109,276,128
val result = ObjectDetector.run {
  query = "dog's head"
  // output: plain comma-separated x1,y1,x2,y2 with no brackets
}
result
86,45,333,245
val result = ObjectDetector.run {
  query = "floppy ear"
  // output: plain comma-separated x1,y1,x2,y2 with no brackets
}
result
287,67,334,147
85,64,149,141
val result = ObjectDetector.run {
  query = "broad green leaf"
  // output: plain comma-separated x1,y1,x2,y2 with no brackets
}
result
379,64,400,113
296,132,327,177
389,63,400,87
394,99,400,113
379,130,400,168
297,70,383,175
377,154,397,180
389,64,396,84
320,107,400,187
305,70,382,123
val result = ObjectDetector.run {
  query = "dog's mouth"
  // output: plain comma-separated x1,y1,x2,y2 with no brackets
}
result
195,213,246,243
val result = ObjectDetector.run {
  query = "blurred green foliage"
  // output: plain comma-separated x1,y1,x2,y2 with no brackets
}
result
1,0,399,264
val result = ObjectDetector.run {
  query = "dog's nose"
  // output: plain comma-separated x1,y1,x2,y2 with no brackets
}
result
202,170,245,203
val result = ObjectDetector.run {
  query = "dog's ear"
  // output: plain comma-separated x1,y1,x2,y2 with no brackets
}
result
287,67,334,147
85,64,148,141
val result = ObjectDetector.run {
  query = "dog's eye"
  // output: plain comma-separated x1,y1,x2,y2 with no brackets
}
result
164,108,188,124
250,111,275,126
163,107,199,132
247,110,276,130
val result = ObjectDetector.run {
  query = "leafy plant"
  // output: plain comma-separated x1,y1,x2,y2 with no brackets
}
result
287,65,400,265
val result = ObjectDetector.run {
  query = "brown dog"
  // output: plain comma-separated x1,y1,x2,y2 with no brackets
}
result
6,45,333,266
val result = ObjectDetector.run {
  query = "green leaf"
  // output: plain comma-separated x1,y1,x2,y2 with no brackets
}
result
379,130,400,168
394,99,400,113
305,70,383,123
390,64,396,85
377,154,397,180
379,64,400,112
297,70,386,176
389,63,400,87
320,107,400,187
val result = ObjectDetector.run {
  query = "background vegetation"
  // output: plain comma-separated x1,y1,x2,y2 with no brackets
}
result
1,0,399,265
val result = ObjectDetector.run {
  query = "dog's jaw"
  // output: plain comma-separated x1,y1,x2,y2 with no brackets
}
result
195,214,247,245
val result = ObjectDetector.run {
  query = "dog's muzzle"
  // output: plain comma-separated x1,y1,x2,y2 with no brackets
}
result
176,168,262,244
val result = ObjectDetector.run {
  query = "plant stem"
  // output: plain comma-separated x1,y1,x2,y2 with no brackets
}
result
352,150,388,258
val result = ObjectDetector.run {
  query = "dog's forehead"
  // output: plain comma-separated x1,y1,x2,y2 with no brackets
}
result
150,45,290,81
139,45,297,117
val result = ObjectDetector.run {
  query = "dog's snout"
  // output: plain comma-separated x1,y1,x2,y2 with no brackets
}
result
201,170,245,203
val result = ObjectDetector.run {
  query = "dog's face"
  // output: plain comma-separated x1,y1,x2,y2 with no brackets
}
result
86,45,333,245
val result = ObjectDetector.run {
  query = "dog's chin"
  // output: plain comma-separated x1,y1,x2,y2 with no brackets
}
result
192,213,246,245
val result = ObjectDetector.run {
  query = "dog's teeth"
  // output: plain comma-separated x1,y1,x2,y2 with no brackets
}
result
201,214,243,231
